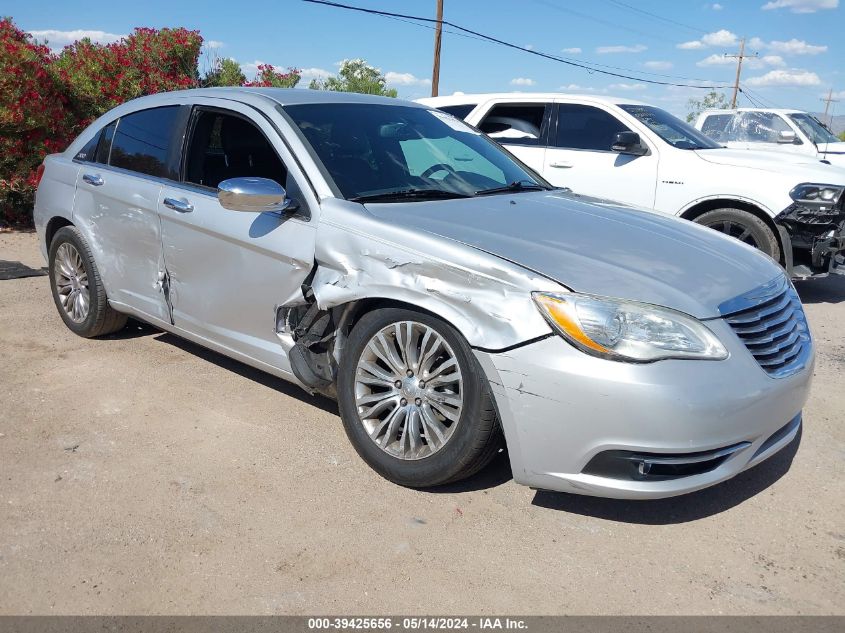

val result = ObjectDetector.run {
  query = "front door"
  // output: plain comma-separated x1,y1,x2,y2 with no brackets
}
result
542,103,658,208
157,104,317,370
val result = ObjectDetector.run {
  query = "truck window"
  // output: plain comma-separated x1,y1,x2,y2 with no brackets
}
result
555,104,630,151
700,114,733,140
479,104,548,146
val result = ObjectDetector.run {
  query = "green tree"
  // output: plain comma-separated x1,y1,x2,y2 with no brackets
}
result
203,57,246,87
245,64,300,88
309,58,397,97
839,131,845,142
685,91,729,123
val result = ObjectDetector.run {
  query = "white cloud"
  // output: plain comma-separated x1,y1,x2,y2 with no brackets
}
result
677,40,706,50
559,84,601,93
644,60,673,70
205,40,224,49
385,71,431,87
596,44,647,54
762,0,838,13
677,29,737,50
746,68,822,86
696,53,785,68
702,29,738,46
710,3,724,9
561,47,582,54
27,28,124,48
510,77,536,87
300,67,333,83
766,38,827,55
608,82,647,91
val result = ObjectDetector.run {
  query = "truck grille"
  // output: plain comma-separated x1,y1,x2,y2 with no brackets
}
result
722,279,810,378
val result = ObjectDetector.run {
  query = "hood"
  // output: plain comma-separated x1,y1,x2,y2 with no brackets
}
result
694,148,845,179
365,191,784,319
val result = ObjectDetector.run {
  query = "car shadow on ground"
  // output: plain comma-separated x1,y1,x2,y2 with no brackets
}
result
150,329,339,415
530,428,801,524
795,273,845,305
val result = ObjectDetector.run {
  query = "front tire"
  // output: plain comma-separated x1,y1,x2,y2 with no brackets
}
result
694,208,782,263
338,308,503,488
48,226,127,338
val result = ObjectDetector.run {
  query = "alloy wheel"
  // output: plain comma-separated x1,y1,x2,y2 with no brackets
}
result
354,321,464,460
53,243,90,323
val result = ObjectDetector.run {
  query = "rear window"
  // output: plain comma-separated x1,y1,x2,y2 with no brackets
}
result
436,104,476,119
109,106,182,179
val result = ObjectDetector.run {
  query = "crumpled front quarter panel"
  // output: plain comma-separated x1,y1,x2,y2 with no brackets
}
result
311,199,561,350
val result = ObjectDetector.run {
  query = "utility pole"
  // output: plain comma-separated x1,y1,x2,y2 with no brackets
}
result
431,0,444,97
821,88,840,127
725,38,757,108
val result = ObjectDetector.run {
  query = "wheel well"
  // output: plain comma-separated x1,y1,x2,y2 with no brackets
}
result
45,217,73,250
341,298,456,333
680,199,785,261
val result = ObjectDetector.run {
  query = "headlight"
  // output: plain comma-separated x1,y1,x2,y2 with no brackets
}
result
789,183,844,205
532,292,728,362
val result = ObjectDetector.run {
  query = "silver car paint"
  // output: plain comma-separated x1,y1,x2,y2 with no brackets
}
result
33,88,814,498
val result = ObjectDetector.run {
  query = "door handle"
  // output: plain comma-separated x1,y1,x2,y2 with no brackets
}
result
548,161,574,169
82,173,104,186
163,197,194,213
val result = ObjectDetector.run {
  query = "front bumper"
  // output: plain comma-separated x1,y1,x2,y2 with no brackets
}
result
475,319,813,499
776,203,845,279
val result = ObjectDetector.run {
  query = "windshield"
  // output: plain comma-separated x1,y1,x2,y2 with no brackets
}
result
788,113,839,145
620,104,722,150
282,103,549,201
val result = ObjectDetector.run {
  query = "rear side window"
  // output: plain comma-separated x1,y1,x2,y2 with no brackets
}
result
700,113,732,140
109,106,182,179
554,104,630,151
479,104,548,145
436,104,476,119
74,120,116,164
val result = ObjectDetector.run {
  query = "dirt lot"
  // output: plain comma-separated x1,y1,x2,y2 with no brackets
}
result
1,229,843,615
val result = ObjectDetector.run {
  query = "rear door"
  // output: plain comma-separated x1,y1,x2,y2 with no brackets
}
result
542,102,658,207
157,101,317,370
472,101,552,174
72,106,188,323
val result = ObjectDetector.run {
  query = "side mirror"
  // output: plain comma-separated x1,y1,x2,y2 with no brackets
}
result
218,177,297,213
611,131,648,156
777,130,799,144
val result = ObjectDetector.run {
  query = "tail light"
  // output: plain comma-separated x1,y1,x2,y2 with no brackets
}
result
34,163,46,187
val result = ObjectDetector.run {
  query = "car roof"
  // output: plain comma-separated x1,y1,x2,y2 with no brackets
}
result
114,87,426,111
417,92,652,107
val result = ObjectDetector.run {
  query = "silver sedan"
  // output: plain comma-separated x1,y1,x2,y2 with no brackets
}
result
33,88,813,499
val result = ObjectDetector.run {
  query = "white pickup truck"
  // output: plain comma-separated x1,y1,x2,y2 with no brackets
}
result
419,93,845,278
694,108,845,168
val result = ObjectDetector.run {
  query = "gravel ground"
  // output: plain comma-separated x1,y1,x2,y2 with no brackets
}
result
1,229,843,615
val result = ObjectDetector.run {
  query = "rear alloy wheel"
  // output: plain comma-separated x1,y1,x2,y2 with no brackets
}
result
338,308,502,488
694,207,781,263
48,226,127,337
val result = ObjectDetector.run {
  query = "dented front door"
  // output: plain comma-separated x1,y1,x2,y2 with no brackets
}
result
157,103,316,371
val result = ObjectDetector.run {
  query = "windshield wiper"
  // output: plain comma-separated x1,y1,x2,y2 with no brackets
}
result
349,188,473,203
474,180,547,196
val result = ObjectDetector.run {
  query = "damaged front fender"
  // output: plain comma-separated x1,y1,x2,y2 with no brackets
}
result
302,199,564,351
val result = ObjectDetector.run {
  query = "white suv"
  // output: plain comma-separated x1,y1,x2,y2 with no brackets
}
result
419,93,845,279
694,108,845,168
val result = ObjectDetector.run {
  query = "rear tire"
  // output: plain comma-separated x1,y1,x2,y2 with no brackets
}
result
48,226,127,338
694,208,781,263
338,307,503,488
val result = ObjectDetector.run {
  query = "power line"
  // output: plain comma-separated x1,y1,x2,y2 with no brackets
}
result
302,0,733,89
602,0,707,34
528,0,673,44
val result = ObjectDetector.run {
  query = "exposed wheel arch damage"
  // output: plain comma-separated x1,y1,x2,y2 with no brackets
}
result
275,199,563,395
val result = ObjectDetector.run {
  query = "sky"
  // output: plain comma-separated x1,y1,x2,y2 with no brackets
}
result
7,0,844,119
